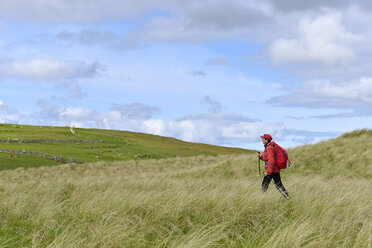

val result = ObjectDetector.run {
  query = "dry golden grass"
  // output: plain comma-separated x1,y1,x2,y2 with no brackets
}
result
0,129,370,247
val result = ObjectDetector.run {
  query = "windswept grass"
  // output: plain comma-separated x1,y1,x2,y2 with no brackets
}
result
0,129,370,247
288,128,372,179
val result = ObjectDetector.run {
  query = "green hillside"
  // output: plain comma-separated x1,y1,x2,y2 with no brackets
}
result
0,129,370,247
288,128,372,179
0,123,255,170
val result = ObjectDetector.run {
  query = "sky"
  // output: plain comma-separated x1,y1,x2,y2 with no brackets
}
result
0,0,371,150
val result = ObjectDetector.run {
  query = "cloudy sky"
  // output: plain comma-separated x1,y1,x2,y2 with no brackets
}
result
0,0,371,150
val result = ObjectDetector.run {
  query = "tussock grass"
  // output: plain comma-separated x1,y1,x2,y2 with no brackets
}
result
0,129,370,247
288,128,372,179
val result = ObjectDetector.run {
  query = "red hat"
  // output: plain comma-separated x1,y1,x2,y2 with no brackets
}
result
260,134,272,141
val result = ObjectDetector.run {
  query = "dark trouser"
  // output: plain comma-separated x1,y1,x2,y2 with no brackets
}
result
262,173,289,198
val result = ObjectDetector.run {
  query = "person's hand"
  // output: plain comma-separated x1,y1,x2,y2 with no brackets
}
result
263,171,268,176
257,152,261,158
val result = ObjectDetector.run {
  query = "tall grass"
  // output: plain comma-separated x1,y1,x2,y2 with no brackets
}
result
0,147,370,247
288,128,372,179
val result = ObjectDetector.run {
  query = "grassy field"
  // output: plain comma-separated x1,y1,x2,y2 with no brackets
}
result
0,152,60,170
0,124,254,170
0,129,370,247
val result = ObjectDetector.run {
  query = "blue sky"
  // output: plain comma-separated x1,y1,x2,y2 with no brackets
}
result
0,0,371,150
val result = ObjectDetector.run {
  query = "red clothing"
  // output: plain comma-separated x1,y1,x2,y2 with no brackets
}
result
259,141,280,175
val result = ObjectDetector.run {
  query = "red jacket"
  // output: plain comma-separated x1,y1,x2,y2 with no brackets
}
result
259,141,280,175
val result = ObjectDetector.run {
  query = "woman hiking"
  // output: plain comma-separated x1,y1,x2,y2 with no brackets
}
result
257,134,290,198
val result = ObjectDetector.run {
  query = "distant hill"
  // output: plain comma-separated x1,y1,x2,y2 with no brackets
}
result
0,123,255,170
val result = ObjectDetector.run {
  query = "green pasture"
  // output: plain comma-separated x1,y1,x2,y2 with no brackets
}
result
0,124,254,170
0,152,60,170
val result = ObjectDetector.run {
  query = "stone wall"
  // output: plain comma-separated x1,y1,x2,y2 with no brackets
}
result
0,148,79,163
0,139,103,143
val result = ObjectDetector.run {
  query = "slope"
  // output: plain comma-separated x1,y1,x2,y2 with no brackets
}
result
0,123,255,170
288,128,372,179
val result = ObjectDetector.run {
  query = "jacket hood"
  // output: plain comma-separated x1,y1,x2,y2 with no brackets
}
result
265,141,276,148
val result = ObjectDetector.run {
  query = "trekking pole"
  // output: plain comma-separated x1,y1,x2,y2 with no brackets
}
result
258,158,260,180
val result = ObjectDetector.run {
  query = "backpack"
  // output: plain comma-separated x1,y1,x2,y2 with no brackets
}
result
274,144,291,170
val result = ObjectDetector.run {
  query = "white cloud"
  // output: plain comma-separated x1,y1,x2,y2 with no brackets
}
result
55,30,144,50
269,14,362,66
0,0,274,46
136,0,273,43
0,0,169,23
111,103,159,120
143,119,219,143
0,58,102,82
143,113,284,146
220,121,284,143
267,0,372,12
185,0,271,31
32,100,97,125
10,98,342,148
29,100,285,146
32,100,159,129
57,82,87,99
60,107,96,121
271,77,372,111
0,0,272,30
284,129,339,145
0,101,22,123
56,30,117,46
